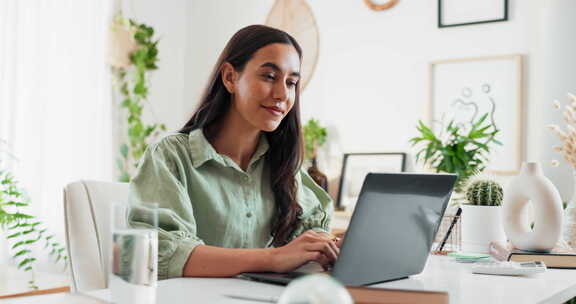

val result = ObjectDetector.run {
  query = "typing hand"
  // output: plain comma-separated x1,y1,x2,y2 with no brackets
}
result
270,230,340,273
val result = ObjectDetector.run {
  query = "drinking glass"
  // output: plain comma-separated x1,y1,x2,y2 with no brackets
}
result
110,202,158,304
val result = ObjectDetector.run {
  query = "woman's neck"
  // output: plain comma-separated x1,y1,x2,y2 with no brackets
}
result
209,110,261,171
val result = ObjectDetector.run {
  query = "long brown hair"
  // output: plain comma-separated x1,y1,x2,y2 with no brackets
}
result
179,25,304,247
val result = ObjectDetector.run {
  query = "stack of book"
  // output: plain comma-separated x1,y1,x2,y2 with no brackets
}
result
489,242,576,269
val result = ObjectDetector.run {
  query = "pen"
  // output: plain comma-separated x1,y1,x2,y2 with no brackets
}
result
437,207,462,252
224,293,279,303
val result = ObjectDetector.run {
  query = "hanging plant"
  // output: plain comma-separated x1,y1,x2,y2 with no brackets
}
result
110,16,166,182
0,142,67,289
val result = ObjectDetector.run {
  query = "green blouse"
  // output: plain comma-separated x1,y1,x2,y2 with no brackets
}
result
128,129,333,280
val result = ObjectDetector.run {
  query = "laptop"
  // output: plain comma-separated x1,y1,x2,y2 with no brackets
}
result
242,172,457,286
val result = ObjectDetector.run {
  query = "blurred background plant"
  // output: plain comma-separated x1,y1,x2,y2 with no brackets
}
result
547,93,576,250
0,140,67,289
410,112,501,194
548,93,576,169
109,15,166,182
303,119,328,191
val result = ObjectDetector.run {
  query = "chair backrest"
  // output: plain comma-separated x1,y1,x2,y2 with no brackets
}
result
63,180,129,292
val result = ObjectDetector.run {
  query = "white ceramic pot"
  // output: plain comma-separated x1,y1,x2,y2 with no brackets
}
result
502,162,564,252
461,205,507,253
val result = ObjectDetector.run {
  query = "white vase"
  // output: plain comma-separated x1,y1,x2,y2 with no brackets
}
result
461,205,507,253
502,162,564,252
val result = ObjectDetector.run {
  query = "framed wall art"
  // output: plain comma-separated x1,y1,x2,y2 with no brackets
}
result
438,0,508,28
428,55,524,174
336,152,406,210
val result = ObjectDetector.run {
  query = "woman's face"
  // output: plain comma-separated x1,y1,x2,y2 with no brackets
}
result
222,43,301,132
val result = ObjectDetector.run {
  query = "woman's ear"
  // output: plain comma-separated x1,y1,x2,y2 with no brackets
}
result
221,62,237,94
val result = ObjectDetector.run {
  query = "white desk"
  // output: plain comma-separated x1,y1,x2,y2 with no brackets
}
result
4,256,576,304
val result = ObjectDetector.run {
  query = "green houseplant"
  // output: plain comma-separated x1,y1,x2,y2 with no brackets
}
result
0,142,67,289
409,112,501,194
465,179,503,206
110,16,166,182
461,177,506,253
303,119,328,191
303,119,327,161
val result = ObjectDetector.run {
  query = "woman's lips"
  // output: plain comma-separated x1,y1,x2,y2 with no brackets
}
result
262,106,283,116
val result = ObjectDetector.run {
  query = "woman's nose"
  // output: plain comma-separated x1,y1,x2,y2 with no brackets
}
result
272,81,288,102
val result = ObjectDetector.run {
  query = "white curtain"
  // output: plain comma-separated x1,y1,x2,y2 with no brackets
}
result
0,0,114,270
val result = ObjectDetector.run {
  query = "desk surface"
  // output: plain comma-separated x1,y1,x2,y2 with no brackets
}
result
4,256,576,304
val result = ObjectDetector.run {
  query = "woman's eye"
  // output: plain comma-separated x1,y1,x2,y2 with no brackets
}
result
287,81,297,87
263,74,276,81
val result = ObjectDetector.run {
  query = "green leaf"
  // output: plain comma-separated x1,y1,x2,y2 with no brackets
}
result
120,144,129,159
18,258,36,269
11,241,24,249
14,249,31,258
119,172,130,183
473,113,488,128
116,158,124,171
7,232,21,239
122,99,132,108
22,228,35,235
133,82,147,96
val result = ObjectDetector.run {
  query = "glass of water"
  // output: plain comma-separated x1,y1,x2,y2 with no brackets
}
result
110,202,158,304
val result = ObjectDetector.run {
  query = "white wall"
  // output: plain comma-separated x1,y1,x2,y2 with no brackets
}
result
133,1,574,200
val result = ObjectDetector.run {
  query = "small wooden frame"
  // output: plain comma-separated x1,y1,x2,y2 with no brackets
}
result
336,152,406,210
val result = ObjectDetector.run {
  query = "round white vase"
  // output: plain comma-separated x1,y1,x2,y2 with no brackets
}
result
461,205,507,253
502,162,564,252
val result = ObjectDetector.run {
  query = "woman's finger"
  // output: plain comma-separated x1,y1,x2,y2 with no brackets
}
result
310,252,331,269
304,241,338,261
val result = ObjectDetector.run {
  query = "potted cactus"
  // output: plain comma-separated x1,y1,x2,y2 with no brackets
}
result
461,178,507,253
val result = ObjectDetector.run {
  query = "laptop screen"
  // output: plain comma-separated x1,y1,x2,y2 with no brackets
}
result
332,173,457,286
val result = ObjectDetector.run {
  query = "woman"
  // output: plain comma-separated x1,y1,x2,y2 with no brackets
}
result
129,24,339,280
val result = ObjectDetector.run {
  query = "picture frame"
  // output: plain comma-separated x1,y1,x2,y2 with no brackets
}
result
336,152,406,210
438,0,509,28
428,54,524,175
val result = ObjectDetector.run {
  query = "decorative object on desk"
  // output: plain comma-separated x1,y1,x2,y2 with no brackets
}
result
303,119,328,191
428,55,523,174
410,109,500,197
490,241,576,269
363,0,399,11
0,141,67,290
336,153,406,210
502,162,564,252
448,252,490,263
278,274,353,304
547,93,576,248
461,177,506,253
438,0,508,28
266,0,318,90
432,207,462,254
109,15,166,182
110,202,158,304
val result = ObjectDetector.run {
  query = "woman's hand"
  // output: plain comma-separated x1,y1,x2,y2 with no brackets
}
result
333,232,345,248
269,230,340,273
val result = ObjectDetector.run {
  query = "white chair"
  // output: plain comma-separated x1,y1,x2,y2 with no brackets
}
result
63,180,129,292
